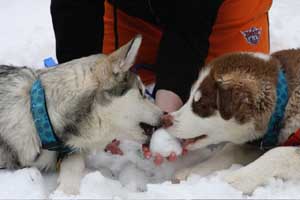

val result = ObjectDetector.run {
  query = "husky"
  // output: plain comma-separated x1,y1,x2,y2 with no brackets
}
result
163,50,300,194
0,35,163,194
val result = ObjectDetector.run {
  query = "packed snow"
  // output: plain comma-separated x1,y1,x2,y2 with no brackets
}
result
150,129,183,157
1,0,300,199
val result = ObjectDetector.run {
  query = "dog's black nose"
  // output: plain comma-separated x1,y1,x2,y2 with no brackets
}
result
161,114,173,128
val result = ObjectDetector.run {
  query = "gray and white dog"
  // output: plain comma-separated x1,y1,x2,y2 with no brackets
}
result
0,35,163,194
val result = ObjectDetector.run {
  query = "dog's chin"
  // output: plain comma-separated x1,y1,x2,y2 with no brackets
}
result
181,134,208,150
139,122,159,134
120,131,148,144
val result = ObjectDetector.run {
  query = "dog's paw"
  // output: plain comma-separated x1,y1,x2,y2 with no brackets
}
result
174,168,192,181
56,183,80,196
19,150,40,166
223,170,261,194
17,135,41,165
50,189,78,199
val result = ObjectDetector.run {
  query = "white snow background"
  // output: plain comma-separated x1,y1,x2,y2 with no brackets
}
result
0,0,300,199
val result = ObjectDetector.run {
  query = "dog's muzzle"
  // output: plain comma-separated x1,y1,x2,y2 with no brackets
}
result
139,122,160,136
161,114,174,128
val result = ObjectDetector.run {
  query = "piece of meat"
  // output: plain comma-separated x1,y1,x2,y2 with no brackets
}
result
105,139,123,155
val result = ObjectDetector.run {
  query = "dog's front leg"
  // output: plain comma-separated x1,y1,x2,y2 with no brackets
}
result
224,146,300,194
175,143,262,180
56,153,85,195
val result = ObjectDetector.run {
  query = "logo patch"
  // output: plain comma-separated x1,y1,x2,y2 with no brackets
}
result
241,27,262,45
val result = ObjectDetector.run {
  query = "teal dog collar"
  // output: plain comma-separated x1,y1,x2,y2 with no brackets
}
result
260,69,289,149
30,79,74,154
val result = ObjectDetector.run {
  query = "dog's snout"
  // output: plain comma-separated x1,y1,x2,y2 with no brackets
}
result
161,114,174,128
140,122,156,136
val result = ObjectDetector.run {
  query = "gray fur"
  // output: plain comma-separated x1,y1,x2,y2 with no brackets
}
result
96,72,137,105
0,36,162,181
0,36,163,194
0,135,21,169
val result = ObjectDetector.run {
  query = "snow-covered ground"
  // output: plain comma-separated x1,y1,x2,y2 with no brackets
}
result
1,0,300,199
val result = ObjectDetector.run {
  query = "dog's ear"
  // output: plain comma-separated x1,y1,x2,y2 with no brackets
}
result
108,35,142,73
216,80,234,120
216,77,252,122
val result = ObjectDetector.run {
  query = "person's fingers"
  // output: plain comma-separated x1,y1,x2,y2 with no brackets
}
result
154,153,164,166
144,150,152,159
167,152,177,162
142,144,150,152
155,90,183,113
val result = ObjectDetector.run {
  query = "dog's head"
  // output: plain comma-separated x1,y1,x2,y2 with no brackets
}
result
91,35,163,144
165,52,280,150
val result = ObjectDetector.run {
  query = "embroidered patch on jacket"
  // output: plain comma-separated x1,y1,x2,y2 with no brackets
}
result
241,27,262,45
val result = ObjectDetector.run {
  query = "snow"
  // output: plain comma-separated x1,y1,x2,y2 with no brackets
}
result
0,0,300,199
269,0,300,52
150,129,183,157
0,0,55,67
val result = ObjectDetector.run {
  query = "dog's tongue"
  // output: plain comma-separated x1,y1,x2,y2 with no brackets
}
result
154,153,164,165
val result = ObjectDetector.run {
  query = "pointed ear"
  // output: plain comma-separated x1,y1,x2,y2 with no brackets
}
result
108,35,142,73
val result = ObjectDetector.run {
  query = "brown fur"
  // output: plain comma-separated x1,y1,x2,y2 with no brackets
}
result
190,49,300,144
271,49,300,96
193,52,284,132
271,50,300,140
192,72,217,118
172,50,300,193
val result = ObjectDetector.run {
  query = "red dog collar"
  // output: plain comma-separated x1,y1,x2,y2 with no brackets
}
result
281,128,300,146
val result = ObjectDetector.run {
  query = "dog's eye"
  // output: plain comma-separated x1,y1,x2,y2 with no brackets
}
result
105,84,128,97
199,101,208,109
120,87,128,96
137,84,148,98
139,88,144,96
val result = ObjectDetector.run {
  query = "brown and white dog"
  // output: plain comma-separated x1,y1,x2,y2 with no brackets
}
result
165,49,300,194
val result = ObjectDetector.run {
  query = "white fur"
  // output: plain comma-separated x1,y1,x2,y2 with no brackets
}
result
167,57,300,194
56,153,85,195
0,35,163,196
168,52,300,195
176,145,300,194
55,36,161,195
224,147,300,194
190,66,211,94
167,66,257,150
245,52,271,61
175,143,262,180
193,90,201,102
67,88,162,150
